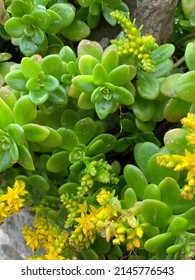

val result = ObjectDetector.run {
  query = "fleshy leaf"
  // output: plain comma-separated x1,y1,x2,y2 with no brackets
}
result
4,17,25,38
108,65,130,86
21,57,42,79
13,95,37,125
5,70,27,91
0,98,14,130
72,75,96,93
41,54,63,78
78,55,99,75
74,117,96,145
46,151,70,172
7,123,25,146
17,145,35,170
57,128,79,150
23,124,50,142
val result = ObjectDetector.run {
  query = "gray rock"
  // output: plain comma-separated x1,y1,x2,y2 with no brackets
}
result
125,0,178,44
0,207,34,259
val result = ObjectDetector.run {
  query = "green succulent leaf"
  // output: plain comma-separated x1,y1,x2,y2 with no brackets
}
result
124,164,148,200
147,153,179,185
87,133,116,155
21,57,42,79
60,19,90,42
72,75,96,93
163,128,189,155
141,199,173,227
0,98,14,130
131,96,155,122
41,55,63,78
175,71,195,102
169,216,189,236
152,44,175,64
45,9,63,34
164,98,191,123
144,232,174,253
13,95,37,125
78,92,94,109
38,127,62,148
31,9,51,30
77,39,103,60
23,124,50,142
5,70,27,91
124,188,137,208
17,145,35,170
144,184,161,200
78,55,99,75
93,63,108,86
112,85,134,105
108,65,130,86
91,86,104,103
57,128,79,150
95,99,114,119
58,182,78,195
46,151,70,172
49,3,75,29
185,41,195,70
4,18,25,38
7,124,25,146
0,149,16,172
9,0,32,17
27,174,50,192
134,142,160,177
160,73,182,98
61,109,80,129
136,71,159,100
74,117,96,145
29,89,49,105
101,45,118,73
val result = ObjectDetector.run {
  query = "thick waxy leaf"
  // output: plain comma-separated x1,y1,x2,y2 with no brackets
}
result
95,99,114,119
164,98,191,123
0,87,16,110
169,217,189,236
131,96,154,121
57,128,79,150
78,92,94,109
61,109,80,129
58,182,78,195
41,54,63,78
31,9,51,30
0,98,14,129
59,46,77,63
9,0,32,17
17,145,35,170
60,19,90,41
38,127,62,148
0,150,16,172
49,3,75,29
27,175,50,192
21,57,42,78
74,117,96,145
158,177,181,209
4,18,25,38
160,73,182,98
175,71,195,102
136,71,159,100
108,65,130,86
152,44,175,64
141,199,173,227
7,124,25,146
112,85,134,105
144,184,161,200
23,124,50,142
101,45,118,73
185,42,195,70
147,153,179,184
77,39,103,60
124,164,148,200
72,75,95,93
46,151,70,172
5,70,27,91
45,9,63,34
134,142,160,177
87,133,116,155
93,64,108,85
144,232,174,253
29,89,49,105
124,188,137,208
13,95,37,125
78,55,99,75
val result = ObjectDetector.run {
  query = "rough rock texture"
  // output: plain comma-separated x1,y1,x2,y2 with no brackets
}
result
0,208,33,259
125,0,179,44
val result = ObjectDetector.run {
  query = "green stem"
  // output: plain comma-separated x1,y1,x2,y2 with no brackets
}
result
173,56,185,68
175,32,195,46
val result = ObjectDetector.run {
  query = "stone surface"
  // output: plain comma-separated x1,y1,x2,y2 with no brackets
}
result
0,207,33,260
125,0,178,44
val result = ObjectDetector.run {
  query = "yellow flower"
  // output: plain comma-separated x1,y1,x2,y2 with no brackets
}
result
181,113,195,130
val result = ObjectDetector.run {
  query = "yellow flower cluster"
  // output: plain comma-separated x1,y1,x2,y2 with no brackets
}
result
111,10,158,72
0,180,27,224
22,217,71,260
157,113,195,200
69,189,145,251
